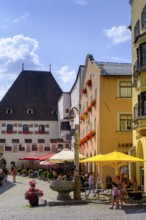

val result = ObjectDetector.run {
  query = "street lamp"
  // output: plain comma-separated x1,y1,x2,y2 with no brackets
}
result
69,106,81,200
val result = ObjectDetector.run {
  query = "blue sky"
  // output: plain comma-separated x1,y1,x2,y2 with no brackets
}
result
0,0,131,100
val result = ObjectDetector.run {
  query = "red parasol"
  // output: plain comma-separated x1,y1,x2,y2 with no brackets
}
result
19,156,40,161
39,153,55,161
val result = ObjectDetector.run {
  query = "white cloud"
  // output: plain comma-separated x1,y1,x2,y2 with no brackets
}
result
13,12,30,23
0,34,43,100
74,0,88,6
98,55,131,63
0,34,42,71
56,66,76,91
103,25,131,44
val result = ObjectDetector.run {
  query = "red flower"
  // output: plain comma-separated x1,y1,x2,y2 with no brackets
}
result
86,79,92,87
91,99,96,106
82,87,87,94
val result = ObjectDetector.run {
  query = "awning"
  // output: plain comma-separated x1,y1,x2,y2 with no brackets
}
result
19,156,40,161
39,153,55,161
40,160,56,166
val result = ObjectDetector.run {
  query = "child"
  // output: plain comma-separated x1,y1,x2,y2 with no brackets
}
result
120,179,127,207
109,182,120,209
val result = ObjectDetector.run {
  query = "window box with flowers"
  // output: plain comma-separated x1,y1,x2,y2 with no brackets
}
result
80,139,84,145
80,115,85,121
25,180,43,207
86,133,91,141
83,110,88,116
90,99,96,106
86,79,92,88
82,137,87,144
82,87,87,95
87,105,92,112
89,130,96,138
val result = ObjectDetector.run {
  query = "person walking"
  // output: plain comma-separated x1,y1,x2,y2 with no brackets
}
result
12,167,17,183
87,172,96,197
109,182,120,209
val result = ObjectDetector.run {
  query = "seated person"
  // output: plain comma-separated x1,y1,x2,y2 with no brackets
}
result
132,178,138,190
57,173,64,180
127,178,132,189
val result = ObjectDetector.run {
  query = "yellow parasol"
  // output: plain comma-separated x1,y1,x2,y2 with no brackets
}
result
80,151,145,174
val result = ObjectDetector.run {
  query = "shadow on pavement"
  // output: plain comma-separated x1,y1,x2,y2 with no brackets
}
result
0,181,15,194
123,205,146,214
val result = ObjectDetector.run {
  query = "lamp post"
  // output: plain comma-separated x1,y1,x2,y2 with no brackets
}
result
70,106,81,200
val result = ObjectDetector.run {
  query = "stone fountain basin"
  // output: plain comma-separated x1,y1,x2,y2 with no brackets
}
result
49,180,76,200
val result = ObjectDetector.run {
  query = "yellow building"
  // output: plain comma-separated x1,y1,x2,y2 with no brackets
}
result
130,0,146,191
80,54,132,187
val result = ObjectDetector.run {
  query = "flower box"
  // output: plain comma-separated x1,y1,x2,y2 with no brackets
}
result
86,134,91,140
86,79,92,87
80,115,85,121
25,180,43,207
82,137,87,144
91,99,96,106
82,87,87,94
89,130,96,138
80,139,84,145
83,110,88,116
87,105,92,112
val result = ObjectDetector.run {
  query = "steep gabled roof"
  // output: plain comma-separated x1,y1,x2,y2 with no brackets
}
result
94,61,132,76
0,70,62,120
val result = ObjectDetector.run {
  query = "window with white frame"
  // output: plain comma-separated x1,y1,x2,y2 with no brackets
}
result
120,114,132,131
119,81,132,98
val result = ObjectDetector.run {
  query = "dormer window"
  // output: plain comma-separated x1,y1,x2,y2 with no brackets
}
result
52,110,57,115
27,109,33,114
6,108,12,114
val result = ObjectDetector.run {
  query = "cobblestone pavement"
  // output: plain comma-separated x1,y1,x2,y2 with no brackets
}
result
0,175,146,220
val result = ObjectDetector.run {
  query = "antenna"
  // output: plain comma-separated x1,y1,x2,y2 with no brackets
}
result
49,64,51,72
22,63,24,70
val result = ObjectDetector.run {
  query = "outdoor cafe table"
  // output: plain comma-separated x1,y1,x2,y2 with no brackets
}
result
127,189,144,203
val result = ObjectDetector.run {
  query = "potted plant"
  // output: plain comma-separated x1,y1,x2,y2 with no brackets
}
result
47,172,53,182
17,168,22,175
38,169,44,179
41,171,48,181
22,169,28,177
28,169,34,178
25,180,43,207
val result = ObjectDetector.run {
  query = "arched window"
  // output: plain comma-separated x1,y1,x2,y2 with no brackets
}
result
134,20,140,41
141,4,146,29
